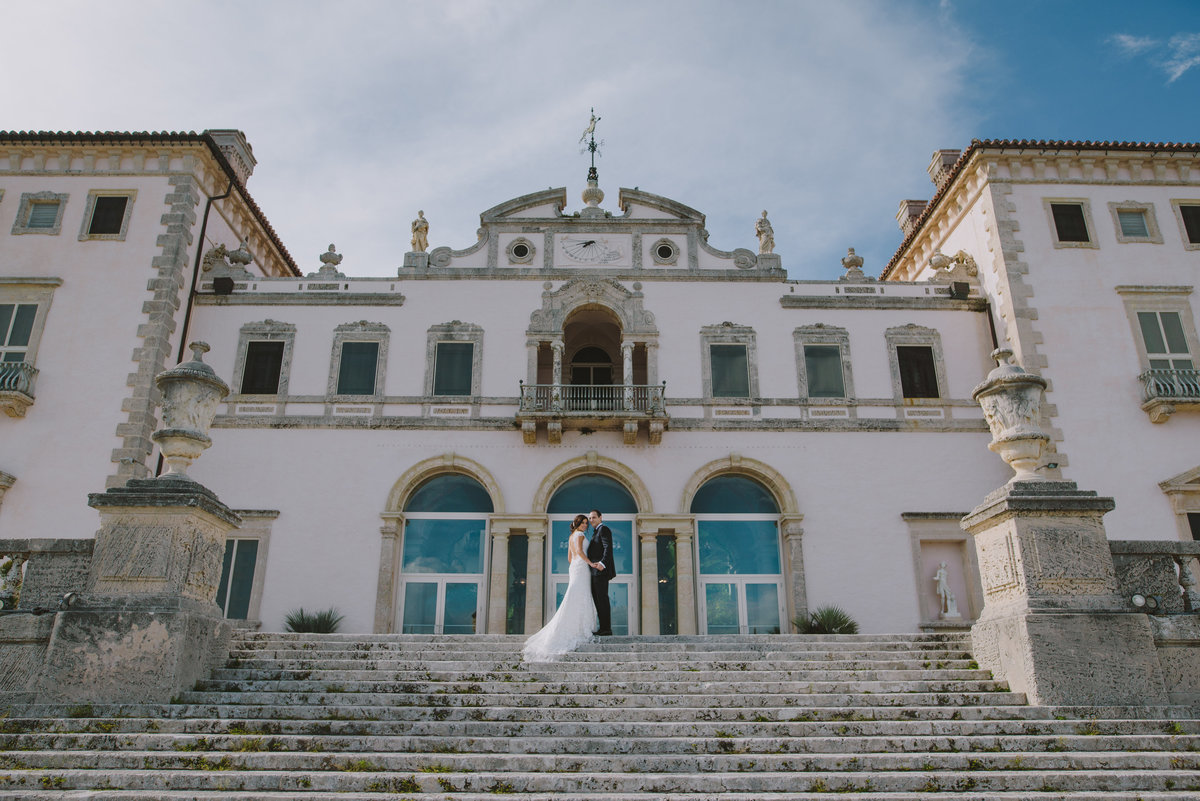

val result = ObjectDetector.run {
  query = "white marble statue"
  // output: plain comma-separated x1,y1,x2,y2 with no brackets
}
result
934,562,961,619
755,210,774,255
411,211,429,253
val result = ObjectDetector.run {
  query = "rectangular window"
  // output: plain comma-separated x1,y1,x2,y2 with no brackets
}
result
710,344,750,398
1181,205,1200,245
336,341,379,394
26,202,60,229
215,539,259,619
1189,512,1200,541
87,196,129,236
0,303,37,363
1117,209,1149,239
1051,203,1090,243
1138,311,1194,370
433,342,473,396
240,341,285,394
803,344,845,398
897,345,940,398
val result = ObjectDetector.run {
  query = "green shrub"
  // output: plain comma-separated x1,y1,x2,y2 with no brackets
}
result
794,605,859,634
285,607,344,633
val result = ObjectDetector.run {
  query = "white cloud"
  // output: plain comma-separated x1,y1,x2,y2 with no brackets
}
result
1110,33,1158,56
4,0,981,280
1164,33,1200,82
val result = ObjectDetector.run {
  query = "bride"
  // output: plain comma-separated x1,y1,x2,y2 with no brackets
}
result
523,514,598,662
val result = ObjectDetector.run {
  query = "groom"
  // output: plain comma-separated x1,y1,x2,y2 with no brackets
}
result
587,509,615,636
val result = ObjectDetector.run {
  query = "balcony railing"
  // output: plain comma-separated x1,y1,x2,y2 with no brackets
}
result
1138,368,1200,423
518,382,666,415
516,382,668,444
0,362,37,418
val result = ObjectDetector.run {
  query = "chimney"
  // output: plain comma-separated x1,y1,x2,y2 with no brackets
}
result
896,199,927,237
927,148,961,188
205,129,257,184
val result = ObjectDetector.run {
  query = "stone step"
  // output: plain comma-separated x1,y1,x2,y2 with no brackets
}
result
171,690,1029,710
4,792,1198,801
216,661,984,671
4,747,1199,774
6,714,1197,738
0,766,1196,794
6,793,1200,801
5,731,1198,756
192,676,1009,695
228,641,974,656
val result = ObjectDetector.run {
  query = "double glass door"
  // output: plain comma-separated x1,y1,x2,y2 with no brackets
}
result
398,514,486,634
548,516,636,635
401,579,479,634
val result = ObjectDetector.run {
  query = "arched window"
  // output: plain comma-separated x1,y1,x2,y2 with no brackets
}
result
399,474,494,634
691,475,783,634
546,475,638,634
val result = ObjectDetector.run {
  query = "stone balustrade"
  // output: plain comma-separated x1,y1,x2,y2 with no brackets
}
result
1110,540,1200,614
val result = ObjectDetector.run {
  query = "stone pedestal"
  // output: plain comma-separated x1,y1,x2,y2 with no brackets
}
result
36,479,240,704
403,251,429,269
961,480,1167,706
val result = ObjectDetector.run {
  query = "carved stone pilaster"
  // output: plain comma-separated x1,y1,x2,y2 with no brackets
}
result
374,514,404,633
638,528,659,635
779,515,806,628
487,530,509,634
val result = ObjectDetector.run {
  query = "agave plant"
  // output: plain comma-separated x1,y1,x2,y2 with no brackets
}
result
794,605,859,635
284,607,344,633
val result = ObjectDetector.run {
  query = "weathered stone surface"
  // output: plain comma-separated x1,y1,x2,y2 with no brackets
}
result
0,614,54,692
964,480,1169,706
1148,615,1200,705
35,607,230,704
0,538,92,611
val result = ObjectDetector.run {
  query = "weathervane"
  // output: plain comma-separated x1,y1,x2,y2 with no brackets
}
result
579,108,604,178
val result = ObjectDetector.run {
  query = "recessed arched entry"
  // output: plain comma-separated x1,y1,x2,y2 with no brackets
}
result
375,455,504,634
545,474,639,635
690,474,785,634
396,473,493,634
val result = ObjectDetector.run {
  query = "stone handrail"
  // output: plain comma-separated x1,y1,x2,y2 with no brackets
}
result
518,383,666,415
1138,368,1200,402
0,539,93,612
1110,540,1200,614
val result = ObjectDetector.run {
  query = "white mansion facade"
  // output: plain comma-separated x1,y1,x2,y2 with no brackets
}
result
1,132,1198,636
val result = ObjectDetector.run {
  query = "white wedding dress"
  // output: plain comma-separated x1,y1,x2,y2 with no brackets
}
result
523,532,597,662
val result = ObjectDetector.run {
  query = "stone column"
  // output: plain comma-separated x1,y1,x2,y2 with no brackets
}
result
374,513,404,633
37,478,241,704
779,514,806,630
622,341,635,409
524,527,547,634
0,471,14,513
638,528,660,635
675,524,698,635
963,480,1167,705
487,528,509,634
550,339,564,413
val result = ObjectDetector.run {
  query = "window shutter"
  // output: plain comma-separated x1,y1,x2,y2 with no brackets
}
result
1117,210,1149,238
27,202,59,228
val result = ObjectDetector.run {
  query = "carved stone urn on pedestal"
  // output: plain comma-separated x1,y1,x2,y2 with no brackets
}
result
151,342,230,479
971,348,1049,483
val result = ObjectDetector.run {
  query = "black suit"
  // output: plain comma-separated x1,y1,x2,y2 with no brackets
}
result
587,523,615,634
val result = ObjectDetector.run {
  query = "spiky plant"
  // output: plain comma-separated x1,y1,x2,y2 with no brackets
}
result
794,605,859,635
284,607,344,633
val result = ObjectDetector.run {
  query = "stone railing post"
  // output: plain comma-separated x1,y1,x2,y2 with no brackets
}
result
962,350,1168,705
36,343,242,704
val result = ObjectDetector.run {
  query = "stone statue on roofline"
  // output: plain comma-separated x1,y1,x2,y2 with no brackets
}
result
755,210,774,255
411,210,429,253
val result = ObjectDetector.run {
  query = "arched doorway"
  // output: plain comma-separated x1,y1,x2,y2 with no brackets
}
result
546,474,638,634
397,473,494,634
691,475,784,634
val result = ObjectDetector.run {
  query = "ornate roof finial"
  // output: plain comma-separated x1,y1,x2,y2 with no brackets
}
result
579,108,605,212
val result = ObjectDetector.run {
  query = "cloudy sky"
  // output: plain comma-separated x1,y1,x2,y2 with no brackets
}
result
6,0,1198,280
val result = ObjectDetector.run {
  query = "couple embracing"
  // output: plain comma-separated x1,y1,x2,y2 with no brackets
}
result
523,509,616,662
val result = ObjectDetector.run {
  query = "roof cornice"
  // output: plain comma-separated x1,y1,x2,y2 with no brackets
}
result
0,129,300,277
881,139,1200,280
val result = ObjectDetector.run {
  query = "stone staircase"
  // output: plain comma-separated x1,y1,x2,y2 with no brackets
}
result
2,631,1199,799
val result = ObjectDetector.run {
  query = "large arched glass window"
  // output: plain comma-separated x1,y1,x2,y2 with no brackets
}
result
691,475,783,634
546,474,638,634
399,474,493,634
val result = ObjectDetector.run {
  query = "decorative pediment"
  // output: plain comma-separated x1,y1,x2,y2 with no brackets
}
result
527,278,657,336
481,189,568,222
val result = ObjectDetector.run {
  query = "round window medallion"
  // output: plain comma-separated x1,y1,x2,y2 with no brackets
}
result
650,238,679,265
506,237,535,265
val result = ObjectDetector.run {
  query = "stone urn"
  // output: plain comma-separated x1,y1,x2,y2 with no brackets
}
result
972,348,1049,482
151,342,230,479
